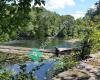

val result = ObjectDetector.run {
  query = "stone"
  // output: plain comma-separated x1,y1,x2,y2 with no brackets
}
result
61,76,75,80
90,68,98,74
88,77,96,80
52,77,61,80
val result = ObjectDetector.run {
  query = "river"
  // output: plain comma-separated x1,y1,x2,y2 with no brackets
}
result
1,38,80,49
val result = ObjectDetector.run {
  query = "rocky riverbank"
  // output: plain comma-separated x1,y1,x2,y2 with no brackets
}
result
53,52,100,80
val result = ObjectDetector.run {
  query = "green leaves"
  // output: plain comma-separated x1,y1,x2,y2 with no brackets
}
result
80,16,100,59
47,54,78,79
34,0,45,6
0,0,31,41
0,0,46,41
0,71,14,80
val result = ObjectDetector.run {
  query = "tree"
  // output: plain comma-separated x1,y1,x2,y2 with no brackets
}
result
95,0,100,15
0,0,45,41
79,0,100,59
57,15,75,38
85,8,95,19
80,17,100,59
86,0,100,20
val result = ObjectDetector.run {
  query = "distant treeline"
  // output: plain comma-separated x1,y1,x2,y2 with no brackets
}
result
0,0,100,41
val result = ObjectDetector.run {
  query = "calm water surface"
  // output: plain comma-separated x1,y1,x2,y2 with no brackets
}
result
1,38,80,49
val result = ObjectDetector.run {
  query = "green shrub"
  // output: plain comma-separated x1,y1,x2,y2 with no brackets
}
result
0,71,14,80
46,54,78,79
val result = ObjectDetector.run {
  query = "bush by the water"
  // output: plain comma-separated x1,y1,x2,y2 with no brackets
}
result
46,53,78,79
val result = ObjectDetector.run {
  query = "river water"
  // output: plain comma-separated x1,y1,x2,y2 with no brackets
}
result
1,38,80,49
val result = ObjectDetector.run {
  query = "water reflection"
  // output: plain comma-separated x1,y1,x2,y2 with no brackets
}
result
0,38,79,49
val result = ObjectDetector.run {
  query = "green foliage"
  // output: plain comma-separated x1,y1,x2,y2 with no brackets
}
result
0,0,77,41
86,0,100,19
0,0,99,42
0,0,77,40
80,17,100,59
0,0,33,41
47,54,78,79
74,0,100,59
59,15,75,38
0,66,36,80
0,0,45,41
95,0,100,15
0,71,14,80
74,18,85,38
46,61,64,79
60,54,78,69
